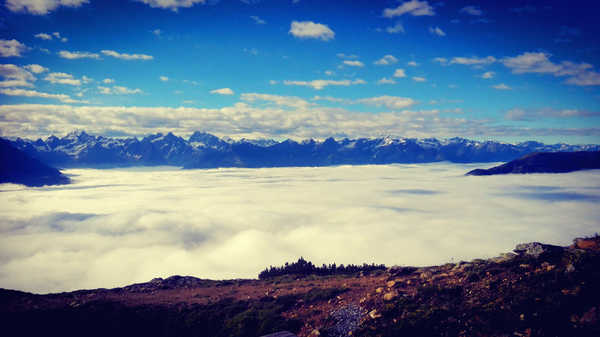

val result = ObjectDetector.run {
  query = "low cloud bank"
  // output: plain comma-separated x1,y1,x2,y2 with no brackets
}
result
1,164,599,293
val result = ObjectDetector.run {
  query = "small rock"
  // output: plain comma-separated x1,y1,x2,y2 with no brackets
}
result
383,291,398,301
514,242,563,258
375,287,384,294
369,309,381,319
386,280,396,288
309,329,320,336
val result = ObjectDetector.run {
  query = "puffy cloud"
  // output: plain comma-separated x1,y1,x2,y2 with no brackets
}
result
460,5,483,16
377,77,396,85
283,79,365,90
480,71,495,79
501,52,600,86
393,69,406,78
374,55,398,66
24,64,48,74
250,15,266,24
210,88,234,95
450,56,496,66
241,93,313,109
34,33,52,40
159,76,169,82
412,76,426,82
407,61,418,67
102,78,115,84
357,96,416,109
343,60,364,67
59,50,100,60
44,72,81,86
98,86,142,95
492,83,511,90
0,39,27,57
289,21,335,41
133,0,206,11
0,88,82,103
0,64,36,87
383,0,434,18
385,22,405,34
429,26,446,37
5,0,89,15
101,50,153,61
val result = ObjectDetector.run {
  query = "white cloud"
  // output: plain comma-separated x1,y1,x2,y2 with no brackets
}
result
450,56,496,65
343,60,364,67
505,107,600,121
501,52,600,86
407,61,418,67
59,50,100,60
385,22,405,34
34,33,52,40
480,71,495,79
0,88,82,103
492,83,511,90
210,88,234,95
429,26,446,37
159,76,169,82
393,69,406,78
241,93,312,109
98,86,142,95
51,32,68,42
0,64,36,87
24,64,48,74
374,55,398,66
82,75,92,84
102,78,115,84
289,21,335,41
412,76,426,82
357,96,416,109
336,53,358,59
101,50,153,61
383,0,434,18
324,70,334,76
433,57,448,65
377,77,396,85
460,5,483,16
0,39,27,57
44,72,81,86
133,0,206,11
152,29,162,36
5,0,88,15
283,79,365,90
250,15,266,24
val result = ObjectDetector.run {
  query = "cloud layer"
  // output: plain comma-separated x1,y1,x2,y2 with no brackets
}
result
1,164,598,293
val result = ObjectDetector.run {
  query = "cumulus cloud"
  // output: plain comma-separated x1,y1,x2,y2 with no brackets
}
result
460,5,483,16
159,76,169,82
336,53,358,59
5,0,89,15
429,26,446,36
374,55,398,66
0,39,28,57
343,60,364,67
101,50,153,61
250,15,266,24
412,76,426,82
0,64,36,87
102,78,115,84
480,71,495,79
289,21,335,41
492,83,511,90
241,93,313,109
433,57,448,65
0,88,82,103
210,88,234,95
98,86,143,95
393,69,406,78
283,79,365,90
59,50,100,60
134,0,206,11
383,0,434,17
24,64,48,74
44,72,81,86
357,96,416,109
34,33,52,40
407,61,418,67
450,56,496,66
501,52,600,86
385,22,405,34
1,165,598,293
377,77,396,85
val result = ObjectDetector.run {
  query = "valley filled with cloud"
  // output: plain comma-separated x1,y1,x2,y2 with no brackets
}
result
1,163,598,294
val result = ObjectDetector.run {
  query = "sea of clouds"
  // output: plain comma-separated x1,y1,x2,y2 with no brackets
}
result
1,163,599,294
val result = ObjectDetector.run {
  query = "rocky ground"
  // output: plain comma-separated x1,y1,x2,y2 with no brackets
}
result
1,236,599,337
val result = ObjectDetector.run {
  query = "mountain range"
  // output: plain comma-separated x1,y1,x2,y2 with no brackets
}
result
467,151,600,175
6,131,600,169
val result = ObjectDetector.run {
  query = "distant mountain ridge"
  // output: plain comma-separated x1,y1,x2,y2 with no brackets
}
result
0,138,70,187
467,151,600,175
7,131,600,169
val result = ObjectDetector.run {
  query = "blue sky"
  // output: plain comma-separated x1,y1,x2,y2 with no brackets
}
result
0,0,599,143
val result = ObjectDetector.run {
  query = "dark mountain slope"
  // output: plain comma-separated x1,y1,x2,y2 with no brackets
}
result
467,151,600,176
0,138,70,187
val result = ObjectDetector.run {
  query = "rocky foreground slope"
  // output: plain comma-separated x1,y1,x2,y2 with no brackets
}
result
467,151,600,175
1,237,599,337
